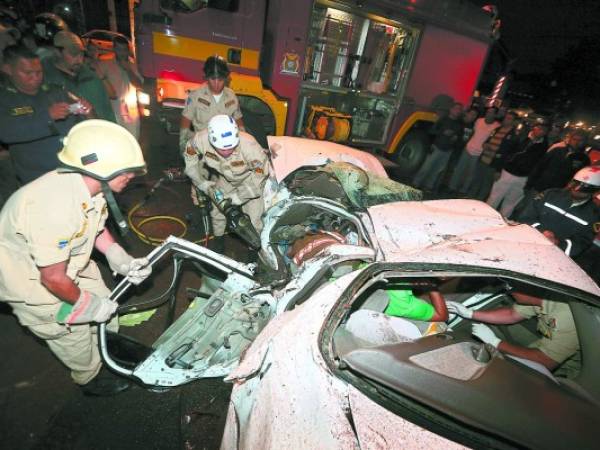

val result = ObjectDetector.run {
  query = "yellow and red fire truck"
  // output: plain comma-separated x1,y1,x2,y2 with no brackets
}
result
135,0,499,173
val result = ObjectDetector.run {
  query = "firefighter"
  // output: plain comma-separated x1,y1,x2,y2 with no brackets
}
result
0,120,151,396
179,56,244,152
448,291,579,376
514,166,600,257
183,114,267,252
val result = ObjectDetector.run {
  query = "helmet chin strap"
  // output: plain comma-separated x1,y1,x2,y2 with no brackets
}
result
101,182,129,236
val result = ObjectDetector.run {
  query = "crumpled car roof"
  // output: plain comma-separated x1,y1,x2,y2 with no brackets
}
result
267,136,388,183
369,199,600,297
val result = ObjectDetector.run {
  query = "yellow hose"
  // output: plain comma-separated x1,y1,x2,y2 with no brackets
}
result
127,201,220,246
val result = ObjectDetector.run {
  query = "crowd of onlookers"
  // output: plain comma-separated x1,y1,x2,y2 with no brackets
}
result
0,11,143,206
413,103,600,283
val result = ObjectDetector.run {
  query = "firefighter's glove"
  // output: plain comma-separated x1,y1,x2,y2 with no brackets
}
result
197,180,216,194
59,290,117,325
105,243,152,285
447,301,473,319
472,324,501,348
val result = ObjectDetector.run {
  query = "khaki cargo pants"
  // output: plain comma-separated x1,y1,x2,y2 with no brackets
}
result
8,276,117,385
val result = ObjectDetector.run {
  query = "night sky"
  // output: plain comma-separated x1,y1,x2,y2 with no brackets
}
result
470,0,600,74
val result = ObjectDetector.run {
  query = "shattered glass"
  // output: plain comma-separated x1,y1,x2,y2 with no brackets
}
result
324,162,422,208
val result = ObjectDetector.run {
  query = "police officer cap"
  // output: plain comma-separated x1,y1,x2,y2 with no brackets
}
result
203,56,229,79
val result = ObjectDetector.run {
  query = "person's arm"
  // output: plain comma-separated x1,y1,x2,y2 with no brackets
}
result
544,221,595,257
471,306,526,324
497,341,560,370
179,115,194,153
39,260,80,303
427,291,449,321
40,260,118,324
94,228,116,254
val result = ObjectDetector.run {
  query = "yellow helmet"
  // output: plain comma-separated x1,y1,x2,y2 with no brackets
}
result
58,120,146,180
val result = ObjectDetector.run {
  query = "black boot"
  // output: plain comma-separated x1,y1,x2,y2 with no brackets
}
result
80,367,130,397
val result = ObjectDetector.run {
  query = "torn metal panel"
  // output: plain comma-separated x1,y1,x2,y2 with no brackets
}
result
225,275,364,450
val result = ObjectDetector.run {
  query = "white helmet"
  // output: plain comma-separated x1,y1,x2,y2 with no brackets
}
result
573,166,600,188
208,115,239,150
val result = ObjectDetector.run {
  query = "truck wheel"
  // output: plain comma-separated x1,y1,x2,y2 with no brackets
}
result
240,107,268,149
392,130,430,177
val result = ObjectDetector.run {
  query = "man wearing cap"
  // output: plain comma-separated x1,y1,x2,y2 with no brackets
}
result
0,120,151,396
0,44,84,190
179,56,244,152
43,30,115,122
183,114,267,253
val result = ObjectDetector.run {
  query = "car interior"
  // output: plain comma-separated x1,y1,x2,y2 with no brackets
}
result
329,268,600,449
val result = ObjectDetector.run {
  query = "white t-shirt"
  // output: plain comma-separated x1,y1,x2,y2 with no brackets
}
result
466,118,500,156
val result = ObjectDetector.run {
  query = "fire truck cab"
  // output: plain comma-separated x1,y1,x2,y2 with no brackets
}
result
135,0,496,173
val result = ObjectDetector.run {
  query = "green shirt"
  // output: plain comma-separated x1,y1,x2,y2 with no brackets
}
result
43,59,116,122
384,290,434,321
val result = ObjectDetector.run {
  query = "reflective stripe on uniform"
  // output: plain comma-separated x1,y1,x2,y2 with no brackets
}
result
543,202,589,226
564,239,572,256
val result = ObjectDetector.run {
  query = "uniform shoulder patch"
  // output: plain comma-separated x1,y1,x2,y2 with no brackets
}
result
205,152,219,161
230,160,245,167
11,106,34,116
197,97,211,107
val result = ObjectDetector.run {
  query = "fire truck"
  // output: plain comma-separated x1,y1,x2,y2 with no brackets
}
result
134,0,498,173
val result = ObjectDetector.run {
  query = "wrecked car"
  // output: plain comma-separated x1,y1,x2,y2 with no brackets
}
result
100,137,600,449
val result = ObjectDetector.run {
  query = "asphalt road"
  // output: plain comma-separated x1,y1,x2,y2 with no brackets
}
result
0,114,236,450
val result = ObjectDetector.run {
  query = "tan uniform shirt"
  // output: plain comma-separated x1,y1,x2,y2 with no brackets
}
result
184,131,268,236
185,130,268,202
513,300,578,364
0,171,108,312
182,84,242,132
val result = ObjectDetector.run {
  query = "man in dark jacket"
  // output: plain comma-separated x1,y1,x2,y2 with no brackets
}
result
0,45,85,186
526,129,589,194
515,166,600,258
487,123,548,217
412,102,464,192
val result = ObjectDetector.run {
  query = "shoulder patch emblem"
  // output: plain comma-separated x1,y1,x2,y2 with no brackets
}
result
230,160,245,167
197,98,211,107
205,152,219,161
224,100,236,108
11,106,34,116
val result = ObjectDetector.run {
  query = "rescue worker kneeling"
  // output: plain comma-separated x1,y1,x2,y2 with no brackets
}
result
0,120,151,396
183,114,268,253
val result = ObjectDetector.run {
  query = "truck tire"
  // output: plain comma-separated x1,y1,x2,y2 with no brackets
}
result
240,107,268,149
392,130,430,177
